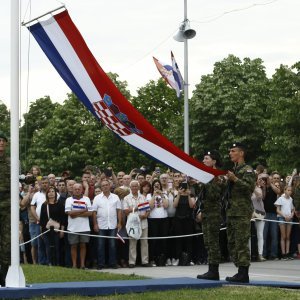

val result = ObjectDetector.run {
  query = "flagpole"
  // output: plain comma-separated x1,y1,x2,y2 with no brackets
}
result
6,0,26,288
183,0,189,154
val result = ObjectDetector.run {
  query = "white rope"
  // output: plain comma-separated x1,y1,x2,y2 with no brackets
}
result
20,229,50,246
19,217,299,247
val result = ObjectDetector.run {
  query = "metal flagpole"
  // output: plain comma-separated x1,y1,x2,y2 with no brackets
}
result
183,0,189,154
6,0,26,288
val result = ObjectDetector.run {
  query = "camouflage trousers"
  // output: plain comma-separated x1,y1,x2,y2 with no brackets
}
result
227,216,251,267
202,214,221,265
0,205,11,277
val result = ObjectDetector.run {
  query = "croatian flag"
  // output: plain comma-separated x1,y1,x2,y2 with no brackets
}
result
138,201,150,212
28,10,225,183
153,54,183,98
72,200,87,210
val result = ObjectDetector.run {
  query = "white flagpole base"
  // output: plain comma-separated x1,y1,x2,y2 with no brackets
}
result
5,265,26,288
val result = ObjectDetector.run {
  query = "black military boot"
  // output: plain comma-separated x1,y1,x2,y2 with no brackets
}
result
197,264,220,280
225,266,249,283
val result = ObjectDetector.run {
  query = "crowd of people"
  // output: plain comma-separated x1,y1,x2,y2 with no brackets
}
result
18,159,300,278
0,127,298,286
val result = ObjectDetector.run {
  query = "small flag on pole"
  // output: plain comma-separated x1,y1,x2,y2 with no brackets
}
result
153,52,183,98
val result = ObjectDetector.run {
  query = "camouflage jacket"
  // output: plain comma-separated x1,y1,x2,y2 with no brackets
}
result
202,177,225,216
226,163,255,217
293,185,300,211
0,154,10,193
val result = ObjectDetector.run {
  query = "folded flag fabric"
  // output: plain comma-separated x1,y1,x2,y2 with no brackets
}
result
138,201,150,211
27,9,226,184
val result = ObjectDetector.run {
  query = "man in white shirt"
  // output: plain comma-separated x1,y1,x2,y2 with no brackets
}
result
93,179,122,269
30,177,49,265
65,183,93,269
123,180,150,267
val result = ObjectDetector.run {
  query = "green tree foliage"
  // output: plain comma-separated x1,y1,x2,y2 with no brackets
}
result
25,93,102,174
20,96,58,167
132,78,184,147
0,100,10,136
190,55,270,168
264,62,300,173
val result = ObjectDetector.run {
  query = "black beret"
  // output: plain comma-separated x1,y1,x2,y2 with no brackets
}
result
230,142,246,150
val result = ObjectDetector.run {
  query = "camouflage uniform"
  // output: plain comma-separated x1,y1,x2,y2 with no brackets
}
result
0,152,11,283
202,179,224,265
226,163,255,267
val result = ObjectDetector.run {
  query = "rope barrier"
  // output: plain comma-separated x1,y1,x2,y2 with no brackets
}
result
19,217,299,247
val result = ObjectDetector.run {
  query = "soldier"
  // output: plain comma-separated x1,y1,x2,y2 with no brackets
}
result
225,142,255,283
0,131,10,286
197,150,225,280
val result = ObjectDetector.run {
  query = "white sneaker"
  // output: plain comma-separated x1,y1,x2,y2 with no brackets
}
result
189,261,195,266
166,258,172,266
172,259,179,266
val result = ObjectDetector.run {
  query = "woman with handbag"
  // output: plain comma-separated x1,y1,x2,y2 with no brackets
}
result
40,186,65,265
251,174,267,262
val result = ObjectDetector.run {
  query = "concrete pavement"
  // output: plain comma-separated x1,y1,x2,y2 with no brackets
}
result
96,259,300,283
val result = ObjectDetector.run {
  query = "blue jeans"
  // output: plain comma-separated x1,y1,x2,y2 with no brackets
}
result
29,222,48,264
263,212,278,258
97,229,117,267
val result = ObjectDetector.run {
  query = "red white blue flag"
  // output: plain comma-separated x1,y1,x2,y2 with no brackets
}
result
138,201,150,212
153,52,183,98
27,10,225,183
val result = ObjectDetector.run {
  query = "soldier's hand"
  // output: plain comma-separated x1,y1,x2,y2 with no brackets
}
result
227,171,237,182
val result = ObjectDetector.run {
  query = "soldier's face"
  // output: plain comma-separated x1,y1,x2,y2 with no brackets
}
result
0,138,7,152
229,147,243,163
203,155,215,167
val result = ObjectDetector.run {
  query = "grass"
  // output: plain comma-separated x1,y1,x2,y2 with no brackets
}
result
22,264,145,283
29,287,300,300
21,265,300,300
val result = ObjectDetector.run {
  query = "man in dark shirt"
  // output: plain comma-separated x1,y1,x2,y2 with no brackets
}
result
262,173,281,259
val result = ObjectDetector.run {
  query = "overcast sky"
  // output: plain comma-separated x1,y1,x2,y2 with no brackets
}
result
1,0,299,116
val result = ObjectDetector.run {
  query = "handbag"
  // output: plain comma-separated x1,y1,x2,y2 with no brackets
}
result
253,209,265,220
46,205,60,230
126,208,142,240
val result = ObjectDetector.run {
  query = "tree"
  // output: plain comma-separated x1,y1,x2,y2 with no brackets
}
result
25,93,103,174
264,62,300,174
132,78,184,147
190,55,270,168
20,96,58,168
0,100,10,137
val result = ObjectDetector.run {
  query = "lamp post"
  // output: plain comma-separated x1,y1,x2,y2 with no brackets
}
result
173,0,196,155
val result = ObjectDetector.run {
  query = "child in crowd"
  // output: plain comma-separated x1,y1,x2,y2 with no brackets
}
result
274,186,295,260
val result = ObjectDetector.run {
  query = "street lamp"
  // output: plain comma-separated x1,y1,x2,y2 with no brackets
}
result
173,0,196,155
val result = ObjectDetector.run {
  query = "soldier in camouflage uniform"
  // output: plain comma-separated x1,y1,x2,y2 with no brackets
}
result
0,131,10,286
197,150,225,281
225,142,255,283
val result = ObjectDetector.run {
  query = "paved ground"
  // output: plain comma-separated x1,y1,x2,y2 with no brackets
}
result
96,259,300,283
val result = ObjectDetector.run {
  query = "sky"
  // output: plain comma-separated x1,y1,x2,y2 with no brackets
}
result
0,0,299,117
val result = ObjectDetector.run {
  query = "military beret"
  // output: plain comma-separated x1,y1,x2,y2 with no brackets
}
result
0,131,8,142
230,142,246,150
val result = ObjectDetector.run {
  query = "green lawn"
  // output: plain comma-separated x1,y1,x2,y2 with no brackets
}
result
22,264,145,283
21,265,300,300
